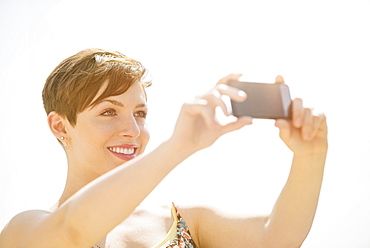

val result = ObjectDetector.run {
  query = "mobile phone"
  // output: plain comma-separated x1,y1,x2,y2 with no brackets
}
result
228,80,292,119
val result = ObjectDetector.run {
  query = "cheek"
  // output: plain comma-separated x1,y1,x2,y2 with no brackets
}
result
74,122,115,147
140,124,150,147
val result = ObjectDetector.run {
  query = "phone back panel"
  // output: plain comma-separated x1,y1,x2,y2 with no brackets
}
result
229,81,292,119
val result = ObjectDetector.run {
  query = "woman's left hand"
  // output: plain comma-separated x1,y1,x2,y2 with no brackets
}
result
274,75,328,156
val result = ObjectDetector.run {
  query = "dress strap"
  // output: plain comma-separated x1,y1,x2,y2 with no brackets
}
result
153,203,179,248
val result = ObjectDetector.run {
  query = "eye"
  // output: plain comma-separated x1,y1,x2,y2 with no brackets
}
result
134,110,147,118
101,108,117,116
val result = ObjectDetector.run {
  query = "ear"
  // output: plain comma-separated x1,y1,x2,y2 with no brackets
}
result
47,111,68,139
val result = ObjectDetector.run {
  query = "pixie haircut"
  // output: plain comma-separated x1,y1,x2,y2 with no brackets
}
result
42,48,151,126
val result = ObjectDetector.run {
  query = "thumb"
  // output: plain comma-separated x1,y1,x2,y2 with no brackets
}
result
275,75,285,84
275,119,291,141
221,116,253,135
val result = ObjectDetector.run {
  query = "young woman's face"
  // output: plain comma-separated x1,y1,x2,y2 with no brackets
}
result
66,80,150,176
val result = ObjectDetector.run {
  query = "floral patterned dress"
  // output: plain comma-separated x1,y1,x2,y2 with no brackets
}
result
156,203,198,248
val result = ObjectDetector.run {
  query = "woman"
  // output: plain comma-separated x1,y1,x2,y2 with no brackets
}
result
0,48,328,248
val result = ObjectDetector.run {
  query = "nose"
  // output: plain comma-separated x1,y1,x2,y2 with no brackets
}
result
119,115,141,139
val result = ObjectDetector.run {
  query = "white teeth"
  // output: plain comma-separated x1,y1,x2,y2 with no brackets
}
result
109,147,135,155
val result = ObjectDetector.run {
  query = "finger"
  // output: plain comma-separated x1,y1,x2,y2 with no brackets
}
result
310,109,326,139
200,85,247,116
200,89,229,116
275,119,291,141
301,108,314,140
216,73,243,85
215,84,247,102
292,98,304,128
275,75,285,84
183,100,217,129
221,116,253,135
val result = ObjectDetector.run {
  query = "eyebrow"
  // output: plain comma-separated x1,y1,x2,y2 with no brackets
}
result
105,99,124,107
104,99,147,108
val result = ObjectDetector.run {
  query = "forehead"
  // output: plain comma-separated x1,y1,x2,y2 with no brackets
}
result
114,81,146,101
92,79,146,106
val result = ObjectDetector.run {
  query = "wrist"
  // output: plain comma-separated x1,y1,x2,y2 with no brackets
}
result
293,148,327,159
292,150,327,169
161,138,197,162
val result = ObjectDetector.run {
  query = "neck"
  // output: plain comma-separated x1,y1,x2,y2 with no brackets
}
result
58,165,100,207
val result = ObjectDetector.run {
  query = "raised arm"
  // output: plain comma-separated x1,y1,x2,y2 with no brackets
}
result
0,141,192,248
193,75,328,248
0,75,252,248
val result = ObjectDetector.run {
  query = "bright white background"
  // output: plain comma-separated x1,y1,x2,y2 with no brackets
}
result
0,0,370,247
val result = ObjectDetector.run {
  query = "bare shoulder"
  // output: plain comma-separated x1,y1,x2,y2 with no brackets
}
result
0,209,52,247
176,203,270,248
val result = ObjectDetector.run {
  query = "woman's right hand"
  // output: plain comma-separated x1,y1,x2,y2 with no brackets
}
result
169,74,253,155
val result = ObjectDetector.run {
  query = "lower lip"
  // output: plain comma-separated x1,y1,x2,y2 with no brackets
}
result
108,149,137,161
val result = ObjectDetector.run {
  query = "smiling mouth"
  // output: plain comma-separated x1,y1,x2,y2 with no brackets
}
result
108,147,136,155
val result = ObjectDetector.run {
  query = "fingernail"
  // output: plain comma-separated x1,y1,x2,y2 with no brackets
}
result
238,90,247,98
242,116,253,124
